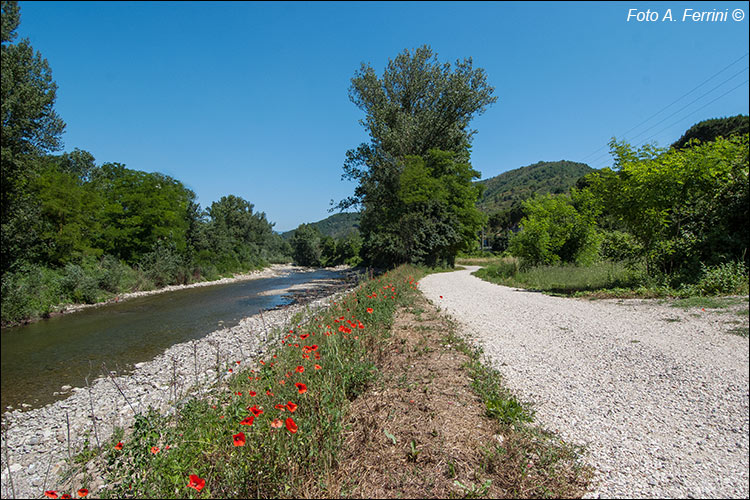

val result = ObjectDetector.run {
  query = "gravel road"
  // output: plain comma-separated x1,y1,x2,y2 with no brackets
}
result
420,266,749,499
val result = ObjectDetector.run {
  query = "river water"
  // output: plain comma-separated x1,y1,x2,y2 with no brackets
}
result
0,268,346,413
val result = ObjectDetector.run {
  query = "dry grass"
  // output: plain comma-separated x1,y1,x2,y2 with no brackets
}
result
305,293,592,498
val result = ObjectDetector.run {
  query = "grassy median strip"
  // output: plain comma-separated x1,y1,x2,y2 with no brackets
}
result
61,265,590,498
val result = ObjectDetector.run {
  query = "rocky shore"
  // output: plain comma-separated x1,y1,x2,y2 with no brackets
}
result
0,271,359,499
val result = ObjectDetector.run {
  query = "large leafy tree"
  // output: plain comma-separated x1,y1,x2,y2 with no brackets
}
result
341,45,495,267
1,0,66,273
586,134,749,276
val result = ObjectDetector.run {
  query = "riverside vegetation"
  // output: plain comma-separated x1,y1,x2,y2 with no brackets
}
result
36,265,590,499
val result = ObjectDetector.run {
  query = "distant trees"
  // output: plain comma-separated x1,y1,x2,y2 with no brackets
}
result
290,224,361,267
340,45,495,267
671,114,749,150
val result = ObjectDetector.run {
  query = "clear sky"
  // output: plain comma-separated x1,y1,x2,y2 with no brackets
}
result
15,1,750,232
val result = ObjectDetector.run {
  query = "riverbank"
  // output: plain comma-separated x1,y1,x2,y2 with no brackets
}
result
0,277,357,499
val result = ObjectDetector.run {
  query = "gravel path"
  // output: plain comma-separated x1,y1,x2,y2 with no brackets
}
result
420,266,749,499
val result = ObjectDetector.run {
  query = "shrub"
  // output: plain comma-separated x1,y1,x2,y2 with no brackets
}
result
694,261,749,295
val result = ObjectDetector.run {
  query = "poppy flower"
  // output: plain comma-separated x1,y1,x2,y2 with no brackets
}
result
187,474,206,492
274,404,286,411
314,364,322,370
248,391,257,397
77,489,89,498
236,360,241,365
279,379,286,385
270,419,283,428
44,492,58,499
285,417,298,434
232,432,246,447
295,382,307,394
248,405,264,417
150,446,160,454
235,391,242,396
266,390,274,397
239,416,255,426
367,308,374,314
300,333,310,339
286,401,298,412
228,368,233,373
295,365,304,373
114,441,123,450
61,495,72,499
259,360,265,365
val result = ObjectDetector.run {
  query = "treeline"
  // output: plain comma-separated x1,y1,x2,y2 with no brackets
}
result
0,2,291,325
504,123,749,292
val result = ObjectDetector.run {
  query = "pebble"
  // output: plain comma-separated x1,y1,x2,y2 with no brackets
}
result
1,277,353,499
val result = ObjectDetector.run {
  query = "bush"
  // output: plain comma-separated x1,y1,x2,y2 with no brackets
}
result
599,231,642,263
693,261,749,295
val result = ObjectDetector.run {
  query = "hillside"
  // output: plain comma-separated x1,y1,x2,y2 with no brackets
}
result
476,160,594,213
281,212,361,240
671,114,749,150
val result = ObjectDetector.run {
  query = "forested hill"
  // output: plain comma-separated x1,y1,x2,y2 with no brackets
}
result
281,212,361,240
475,160,594,213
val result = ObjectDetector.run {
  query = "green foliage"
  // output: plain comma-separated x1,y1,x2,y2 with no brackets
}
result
282,212,361,240
359,149,487,268
586,134,749,276
1,0,66,274
508,192,600,268
476,160,594,215
684,261,749,296
671,114,749,150
291,223,323,267
341,46,495,268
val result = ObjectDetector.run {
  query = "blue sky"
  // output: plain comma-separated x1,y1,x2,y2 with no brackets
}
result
16,1,750,232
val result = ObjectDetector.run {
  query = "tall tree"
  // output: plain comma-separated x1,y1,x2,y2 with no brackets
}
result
340,46,495,267
1,0,66,272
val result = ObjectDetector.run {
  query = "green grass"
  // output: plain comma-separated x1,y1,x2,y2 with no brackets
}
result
473,260,643,295
668,296,748,310
61,265,423,499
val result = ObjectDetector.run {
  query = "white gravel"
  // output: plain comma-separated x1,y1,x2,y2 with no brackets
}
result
420,266,749,499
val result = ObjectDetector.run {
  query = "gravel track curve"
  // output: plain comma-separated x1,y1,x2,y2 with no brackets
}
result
420,266,749,499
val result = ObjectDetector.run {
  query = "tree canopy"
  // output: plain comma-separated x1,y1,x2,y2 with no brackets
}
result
340,45,495,267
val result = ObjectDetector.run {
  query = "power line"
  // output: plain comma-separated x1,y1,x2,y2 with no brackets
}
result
578,52,749,163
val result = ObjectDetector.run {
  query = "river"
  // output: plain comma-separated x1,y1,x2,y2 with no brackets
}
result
0,267,349,413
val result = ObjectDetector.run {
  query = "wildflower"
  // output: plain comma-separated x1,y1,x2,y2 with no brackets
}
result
266,390,274,397
77,489,89,498
270,419,283,428
150,446,160,454
248,405,264,417
279,379,286,385
314,364,322,370
295,382,307,394
248,391,257,397
61,495,72,499
285,417,298,434
44,492,58,499
274,404,286,411
236,360,241,365
233,432,246,447
239,416,255,426
367,307,374,314
187,474,206,492
286,401,298,412
114,441,123,450
300,333,310,339
295,365,305,373
235,391,242,396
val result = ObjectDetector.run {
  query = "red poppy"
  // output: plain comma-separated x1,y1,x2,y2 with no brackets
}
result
286,401,298,412
150,446,159,454
248,391,257,397
295,365,305,373
274,404,286,411
270,419,283,428
259,360,265,365
285,417,298,434
233,432,246,447
228,368,233,373
61,495,72,499
314,364,322,370
440,295,443,299
300,333,310,339
295,382,307,394
236,360,241,365
235,391,242,396
266,390,274,397
114,441,123,450
279,379,286,385
77,489,89,498
366,307,374,314
239,415,255,426
248,405,264,417
44,492,58,499
187,474,206,492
